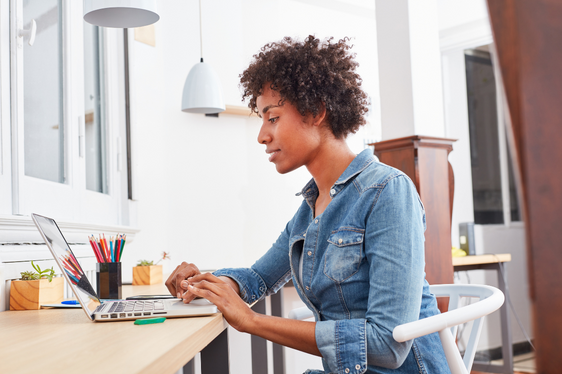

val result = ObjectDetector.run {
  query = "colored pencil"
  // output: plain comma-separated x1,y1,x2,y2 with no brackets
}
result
99,237,108,262
96,237,107,263
88,234,126,263
119,235,126,262
88,238,102,262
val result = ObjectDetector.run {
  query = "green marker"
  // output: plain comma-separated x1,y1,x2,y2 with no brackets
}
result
134,317,166,325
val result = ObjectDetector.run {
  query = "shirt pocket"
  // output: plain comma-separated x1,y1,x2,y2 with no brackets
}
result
323,229,364,282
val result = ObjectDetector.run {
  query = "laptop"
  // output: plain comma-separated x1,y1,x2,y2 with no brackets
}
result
31,213,217,322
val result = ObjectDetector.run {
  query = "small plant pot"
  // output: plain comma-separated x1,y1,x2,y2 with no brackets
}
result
9,277,64,310
132,265,163,285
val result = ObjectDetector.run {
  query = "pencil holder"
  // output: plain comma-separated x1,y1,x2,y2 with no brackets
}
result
96,262,122,299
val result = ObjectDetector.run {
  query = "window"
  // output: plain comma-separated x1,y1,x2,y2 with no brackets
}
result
464,47,520,225
83,21,108,194
1,0,130,228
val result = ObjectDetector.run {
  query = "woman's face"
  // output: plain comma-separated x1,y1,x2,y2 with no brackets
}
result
256,86,324,174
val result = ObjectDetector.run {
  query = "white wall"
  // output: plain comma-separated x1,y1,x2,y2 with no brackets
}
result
436,0,488,30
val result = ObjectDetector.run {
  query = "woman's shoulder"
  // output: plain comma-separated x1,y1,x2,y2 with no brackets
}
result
355,160,414,191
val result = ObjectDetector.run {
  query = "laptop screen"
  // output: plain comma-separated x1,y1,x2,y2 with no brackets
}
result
32,214,101,319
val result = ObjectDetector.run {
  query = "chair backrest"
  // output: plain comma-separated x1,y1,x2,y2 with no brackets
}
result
393,284,504,374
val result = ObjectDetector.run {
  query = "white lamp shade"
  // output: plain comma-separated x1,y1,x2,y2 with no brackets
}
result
182,61,225,114
84,0,159,28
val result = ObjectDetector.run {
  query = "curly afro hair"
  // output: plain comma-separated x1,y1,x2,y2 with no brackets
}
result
239,36,369,139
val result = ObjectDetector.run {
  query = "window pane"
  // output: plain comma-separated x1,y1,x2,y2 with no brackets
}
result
23,0,64,183
83,23,107,193
465,51,503,224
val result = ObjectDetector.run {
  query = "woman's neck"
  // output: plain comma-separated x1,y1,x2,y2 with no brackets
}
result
306,138,356,199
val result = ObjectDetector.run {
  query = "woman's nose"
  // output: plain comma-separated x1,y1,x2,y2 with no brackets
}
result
257,123,272,144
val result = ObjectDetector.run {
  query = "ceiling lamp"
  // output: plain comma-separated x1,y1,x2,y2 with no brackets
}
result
83,0,159,28
181,0,225,114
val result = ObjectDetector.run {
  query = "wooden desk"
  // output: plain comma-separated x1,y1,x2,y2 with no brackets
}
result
0,284,229,374
453,253,513,374
452,253,511,268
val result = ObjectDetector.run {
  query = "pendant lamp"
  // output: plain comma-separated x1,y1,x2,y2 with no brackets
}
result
181,0,225,114
83,0,159,28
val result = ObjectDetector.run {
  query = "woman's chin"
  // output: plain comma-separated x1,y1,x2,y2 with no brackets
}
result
275,162,299,175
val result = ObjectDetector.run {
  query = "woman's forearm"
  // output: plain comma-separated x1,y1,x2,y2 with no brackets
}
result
186,273,320,356
245,313,321,356
218,276,319,355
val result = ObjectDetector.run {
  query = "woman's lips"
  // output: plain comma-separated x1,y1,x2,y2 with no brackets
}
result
268,150,280,162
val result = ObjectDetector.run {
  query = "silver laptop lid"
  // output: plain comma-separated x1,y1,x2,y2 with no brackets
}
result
31,213,100,320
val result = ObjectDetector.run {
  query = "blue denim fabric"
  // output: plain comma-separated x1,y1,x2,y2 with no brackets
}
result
214,149,450,374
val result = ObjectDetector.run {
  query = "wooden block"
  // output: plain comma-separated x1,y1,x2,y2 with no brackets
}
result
9,277,64,310
223,105,254,116
133,265,163,285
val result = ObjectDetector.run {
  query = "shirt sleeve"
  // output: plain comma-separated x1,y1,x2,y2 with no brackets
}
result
213,215,295,304
315,175,427,372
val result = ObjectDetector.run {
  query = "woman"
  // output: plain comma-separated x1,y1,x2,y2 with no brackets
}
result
166,36,450,374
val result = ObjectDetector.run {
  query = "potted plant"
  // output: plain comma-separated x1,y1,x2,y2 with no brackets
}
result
9,261,64,310
133,252,170,285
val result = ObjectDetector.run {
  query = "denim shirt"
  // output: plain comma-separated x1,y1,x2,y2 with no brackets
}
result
214,149,450,374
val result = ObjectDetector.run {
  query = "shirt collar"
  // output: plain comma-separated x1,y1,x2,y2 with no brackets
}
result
296,149,375,199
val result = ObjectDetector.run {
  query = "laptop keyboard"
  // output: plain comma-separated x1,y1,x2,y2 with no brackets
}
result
108,300,165,313
98,300,166,319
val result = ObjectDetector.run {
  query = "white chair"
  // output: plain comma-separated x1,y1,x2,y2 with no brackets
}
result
289,284,504,374
393,284,504,374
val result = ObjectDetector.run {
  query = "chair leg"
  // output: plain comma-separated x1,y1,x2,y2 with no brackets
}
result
439,328,469,374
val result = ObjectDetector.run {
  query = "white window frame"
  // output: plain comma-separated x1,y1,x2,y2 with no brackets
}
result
441,19,520,229
0,0,136,246
0,0,13,215
10,0,127,223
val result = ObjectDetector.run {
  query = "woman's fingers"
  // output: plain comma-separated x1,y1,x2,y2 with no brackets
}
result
164,262,201,298
182,276,226,304
165,265,182,297
182,274,256,332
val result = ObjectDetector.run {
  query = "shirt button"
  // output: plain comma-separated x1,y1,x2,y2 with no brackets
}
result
355,364,361,370
307,251,312,256
338,238,343,244
303,233,306,237
330,188,336,195
345,369,350,373
314,219,318,224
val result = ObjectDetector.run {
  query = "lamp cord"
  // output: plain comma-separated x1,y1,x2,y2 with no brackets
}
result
199,0,203,61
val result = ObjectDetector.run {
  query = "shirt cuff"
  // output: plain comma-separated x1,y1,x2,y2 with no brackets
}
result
315,319,367,374
213,268,267,304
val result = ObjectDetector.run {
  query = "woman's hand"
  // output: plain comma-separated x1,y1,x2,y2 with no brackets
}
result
165,262,201,301
182,273,256,333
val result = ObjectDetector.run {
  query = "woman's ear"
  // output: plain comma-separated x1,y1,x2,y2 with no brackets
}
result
312,103,327,127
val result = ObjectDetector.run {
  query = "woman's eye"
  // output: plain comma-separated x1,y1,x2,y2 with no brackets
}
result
269,117,279,124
